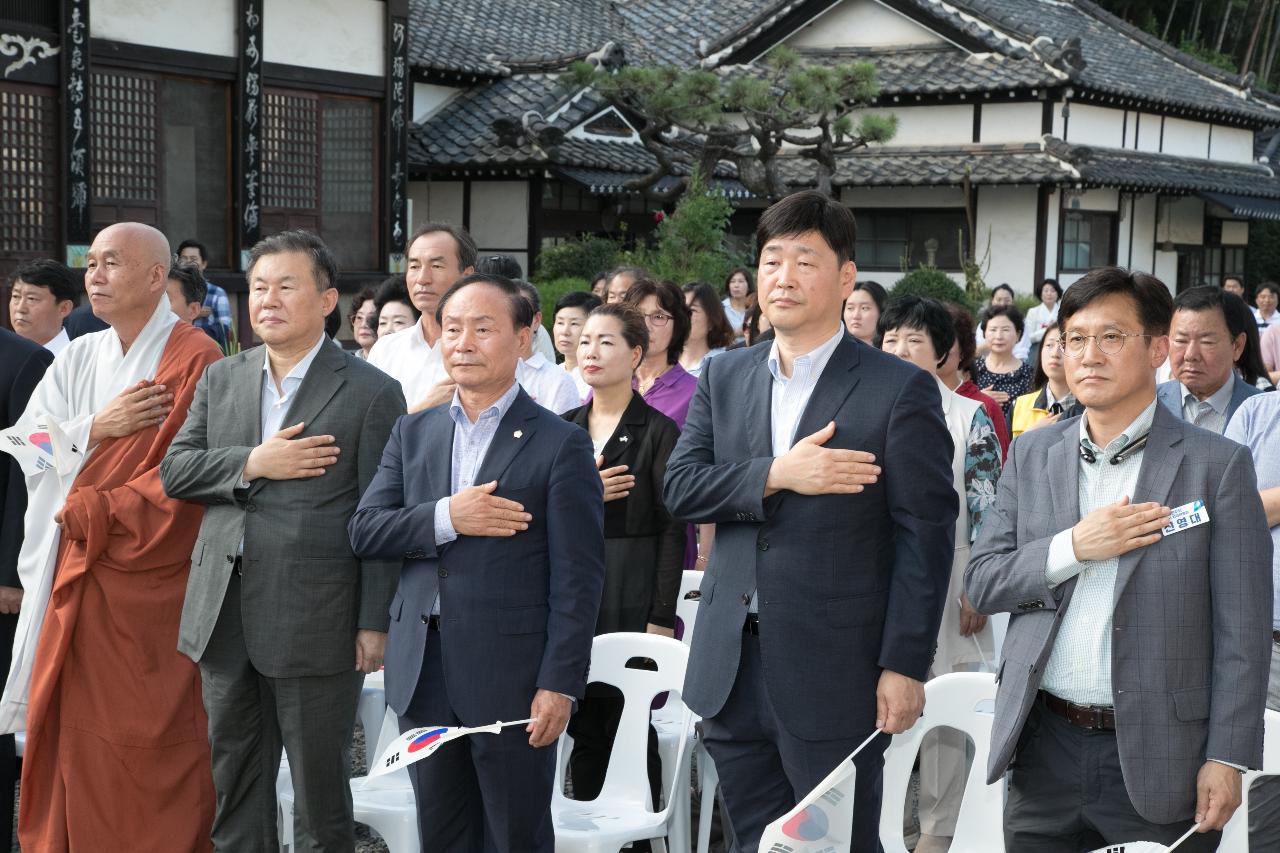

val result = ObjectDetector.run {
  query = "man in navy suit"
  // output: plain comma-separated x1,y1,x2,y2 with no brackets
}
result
348,273,605,852
0,327,53,850
664,191,958,852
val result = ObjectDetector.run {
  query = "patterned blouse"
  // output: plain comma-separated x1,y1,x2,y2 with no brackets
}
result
973,357,1035,421
964,407,1002,542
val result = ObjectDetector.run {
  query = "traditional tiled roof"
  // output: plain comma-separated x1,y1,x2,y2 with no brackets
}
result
789,46,1060,96
778,141,1074,188
888,0,1280,124
1044,137,1280,198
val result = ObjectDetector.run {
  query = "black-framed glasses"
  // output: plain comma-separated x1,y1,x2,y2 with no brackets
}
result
1058,331,1152,358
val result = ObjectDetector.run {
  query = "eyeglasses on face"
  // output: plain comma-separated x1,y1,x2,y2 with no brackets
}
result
643,312,673,327
1058,331,1152,358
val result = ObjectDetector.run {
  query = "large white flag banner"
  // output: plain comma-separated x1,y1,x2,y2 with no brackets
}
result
367,717,535,779
758,729,884,853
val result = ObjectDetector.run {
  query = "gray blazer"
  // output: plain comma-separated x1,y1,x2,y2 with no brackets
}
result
1156,374,1260,427
161,341,406,678
964,402,1273,825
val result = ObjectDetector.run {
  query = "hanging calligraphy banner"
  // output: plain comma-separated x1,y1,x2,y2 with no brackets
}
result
385,1,409,273
61,0,91,265
236,0,264,270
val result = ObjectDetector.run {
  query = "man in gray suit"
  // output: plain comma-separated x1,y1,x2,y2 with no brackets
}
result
1156,285,1260,432
161,230,406,851
966,266,1273,851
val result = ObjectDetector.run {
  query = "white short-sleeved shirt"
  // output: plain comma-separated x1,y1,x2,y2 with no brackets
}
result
367,321,448,406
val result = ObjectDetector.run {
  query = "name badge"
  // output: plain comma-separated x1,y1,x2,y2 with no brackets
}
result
1162,499,1209,536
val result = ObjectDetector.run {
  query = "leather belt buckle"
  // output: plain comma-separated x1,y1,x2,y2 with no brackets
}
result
1041,690,1116,731
743,614,760,636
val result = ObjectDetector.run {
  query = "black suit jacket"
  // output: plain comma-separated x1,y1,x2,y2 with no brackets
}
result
563,391,685,628
663,333,958,740
0,328,54,588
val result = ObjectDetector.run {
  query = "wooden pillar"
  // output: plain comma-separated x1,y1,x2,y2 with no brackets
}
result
385,0,410,272
235,0,264,270
61,0,92,265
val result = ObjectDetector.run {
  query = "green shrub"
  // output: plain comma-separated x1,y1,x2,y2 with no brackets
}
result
534,237,624,283
891,267,972,310
531,277,591,331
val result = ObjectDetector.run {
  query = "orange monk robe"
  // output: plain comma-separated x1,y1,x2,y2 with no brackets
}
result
20,322,222,853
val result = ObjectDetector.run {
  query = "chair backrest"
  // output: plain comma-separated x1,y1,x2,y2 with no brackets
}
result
1218,707,1280,851
674,569,703,645
553,632,694,818
879,672,1002,853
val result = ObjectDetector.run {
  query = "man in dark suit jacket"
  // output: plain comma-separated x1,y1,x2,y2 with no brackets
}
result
0,328,53,850
348,273,605,853
663,191,958,852
161,232,405,852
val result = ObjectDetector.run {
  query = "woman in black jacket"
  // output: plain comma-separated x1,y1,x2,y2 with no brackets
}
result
562,302,684,803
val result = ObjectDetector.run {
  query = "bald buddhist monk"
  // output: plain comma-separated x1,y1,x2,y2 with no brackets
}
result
3,223,221,852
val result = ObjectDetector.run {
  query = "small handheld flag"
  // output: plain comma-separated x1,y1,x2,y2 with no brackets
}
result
0,422,57,476
368,717,534,778
1087,824,1202,853
758,729,884,853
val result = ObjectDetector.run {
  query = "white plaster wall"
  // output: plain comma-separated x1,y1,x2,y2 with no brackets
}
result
855,104,973,146
1135,112,1163,153
787,0,946,48
1052,101,1066,138
1044,188,1061,281
1122,110,1137,148
1166,196,1204,243
979,102,1043,144
855,270,965,289
1222,220,1249,244
413,83,459,124
841,186,965,208
92,0,236,56
408,180,465,230
1065,103,1124,148
1067,188,1119,212
470,181,529,251
1127,193,1157,271
974,186,1038,292
1162,117,1212,159
265,0,384,77
1153,250,1178,290
1209,126,1255,164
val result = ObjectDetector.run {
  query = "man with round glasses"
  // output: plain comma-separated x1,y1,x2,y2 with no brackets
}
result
966,266,1272,852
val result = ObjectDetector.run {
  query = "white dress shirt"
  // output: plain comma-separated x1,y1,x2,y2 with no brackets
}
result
366,321,448,406
43,328,71,357
517,352,581,414
1178,378,1234,435
1041,401,1157,704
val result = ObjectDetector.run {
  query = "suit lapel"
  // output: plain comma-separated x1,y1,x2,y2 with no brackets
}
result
475,389,541,485
790,336,861,444
743,347,774,459
427,407,453,495
1047,426,1081,526
1114,409,1184,601
280,342,347,432
236,347,268,448
601,392,648,466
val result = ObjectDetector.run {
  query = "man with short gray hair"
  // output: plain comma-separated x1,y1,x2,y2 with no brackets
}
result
163,229,406,851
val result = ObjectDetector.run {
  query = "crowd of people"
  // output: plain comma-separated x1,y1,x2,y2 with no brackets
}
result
0,187,1276,853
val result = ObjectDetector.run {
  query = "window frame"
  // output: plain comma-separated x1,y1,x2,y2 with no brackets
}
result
852,207,970,272
1057,208,1118,274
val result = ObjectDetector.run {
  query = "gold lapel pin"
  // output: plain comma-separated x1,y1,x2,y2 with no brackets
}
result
514,430,523,439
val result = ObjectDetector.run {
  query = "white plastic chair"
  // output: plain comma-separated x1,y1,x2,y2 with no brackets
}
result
653,570,703,847
879,672,1003,853
553,632,695,853
359,669,387,750
673,569,703,645
1219,708,1280,851
279,706,420,853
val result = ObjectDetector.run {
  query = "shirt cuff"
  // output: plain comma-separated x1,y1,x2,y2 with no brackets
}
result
1209,758,1247,773
434,497,458,546
1045,529,1084,586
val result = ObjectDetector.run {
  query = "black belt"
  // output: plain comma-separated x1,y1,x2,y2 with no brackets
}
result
232,556,243,576
422,614,441,631
1040,690,1115,731
743,613,760,635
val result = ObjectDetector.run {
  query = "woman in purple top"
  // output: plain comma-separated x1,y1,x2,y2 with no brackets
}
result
623,278,697,428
